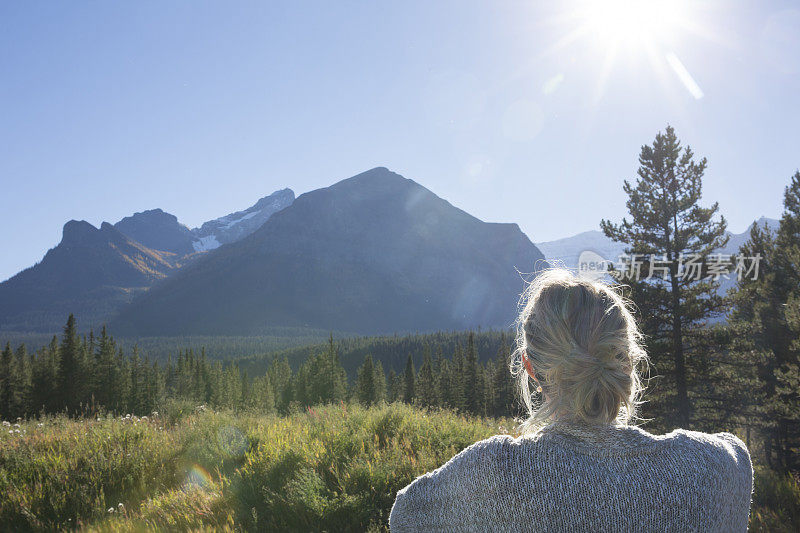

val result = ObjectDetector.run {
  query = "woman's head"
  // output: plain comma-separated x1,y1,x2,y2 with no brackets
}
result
514,268,648,432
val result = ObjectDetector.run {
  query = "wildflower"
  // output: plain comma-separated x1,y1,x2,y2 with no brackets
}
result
2,421,9,427
141,416,148,421
107,507,115,513
118,502,125,510
37,423,43,428
151,411,159,417
13,423,20,428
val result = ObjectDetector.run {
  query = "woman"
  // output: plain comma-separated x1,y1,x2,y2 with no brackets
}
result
389,269,753,532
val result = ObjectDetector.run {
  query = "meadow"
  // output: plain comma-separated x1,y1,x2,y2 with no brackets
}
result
1,402,798,532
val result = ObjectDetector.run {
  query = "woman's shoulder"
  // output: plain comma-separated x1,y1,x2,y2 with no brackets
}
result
664,428,750,461
397,433,515,492
389,434,514,531
670,429,753,477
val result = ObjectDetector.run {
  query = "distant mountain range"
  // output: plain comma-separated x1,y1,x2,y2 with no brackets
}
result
113,188,295,255
1,165,777,336
0,189,294,332
534,216,781,294
1,169,543,335
110,168,543,336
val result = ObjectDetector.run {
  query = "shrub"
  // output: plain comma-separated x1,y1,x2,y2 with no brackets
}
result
750,466,800,532
0,416,180,530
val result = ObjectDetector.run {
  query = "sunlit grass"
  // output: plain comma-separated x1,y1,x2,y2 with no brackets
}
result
1,403,797,531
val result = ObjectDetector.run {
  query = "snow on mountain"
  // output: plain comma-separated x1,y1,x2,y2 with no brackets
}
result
190,189,295,251
192,235,221,252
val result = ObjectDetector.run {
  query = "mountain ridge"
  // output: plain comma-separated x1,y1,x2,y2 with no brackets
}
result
0,187,295,332
0,220,180,332
110,167,544,336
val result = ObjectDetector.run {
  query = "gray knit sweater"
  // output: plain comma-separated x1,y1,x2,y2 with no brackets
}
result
389,421,753,532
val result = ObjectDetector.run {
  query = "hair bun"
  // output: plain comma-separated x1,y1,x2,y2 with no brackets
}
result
514,269,648,432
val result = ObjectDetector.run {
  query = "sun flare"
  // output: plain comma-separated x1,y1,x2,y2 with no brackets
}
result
579,0,687,48
547,0,704,100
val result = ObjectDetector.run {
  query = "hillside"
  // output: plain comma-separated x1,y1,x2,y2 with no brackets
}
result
0,221,181,332
111,167,545,336
0,189,293,332
235,329,513,379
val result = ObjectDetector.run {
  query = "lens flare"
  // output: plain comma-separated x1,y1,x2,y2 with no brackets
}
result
184,464,213,488
665,53,704,99
541,0,709,101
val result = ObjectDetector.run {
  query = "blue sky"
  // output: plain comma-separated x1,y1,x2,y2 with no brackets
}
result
1,1,799,282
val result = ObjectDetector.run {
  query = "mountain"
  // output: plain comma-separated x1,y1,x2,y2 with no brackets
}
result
535,217,781,293
113,189,296,254
114,209,196,256
535,230,626,270
0,221,181,332
0,188,294,332
111,167,545,336
191,188,295,251
719,217,780,256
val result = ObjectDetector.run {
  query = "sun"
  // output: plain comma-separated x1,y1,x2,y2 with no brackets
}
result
545,0,704,100
579,0,687,49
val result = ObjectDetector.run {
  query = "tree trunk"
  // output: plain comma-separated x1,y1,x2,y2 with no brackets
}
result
670,268,690,428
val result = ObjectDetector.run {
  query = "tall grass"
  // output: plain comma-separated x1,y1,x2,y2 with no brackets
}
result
750,466,800,532
0,414,180,529
1,404,797,531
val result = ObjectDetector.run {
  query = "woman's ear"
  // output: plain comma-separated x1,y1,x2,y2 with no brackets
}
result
522,352,537,380
522,352,545,394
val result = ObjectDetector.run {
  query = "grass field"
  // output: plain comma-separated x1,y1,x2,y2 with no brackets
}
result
1,403,798,532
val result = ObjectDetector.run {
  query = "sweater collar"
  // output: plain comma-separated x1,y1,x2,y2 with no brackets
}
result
534,419,663,455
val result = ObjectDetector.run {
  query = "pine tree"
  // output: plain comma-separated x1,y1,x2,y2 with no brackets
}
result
475,362,486,416
402,353,415,403
464,333,479,413
29,337,59,414
488,334,513,417
128,348,144,414
267,357,293,413
57,314,85,414
724,222,777,453
601,125,728,429
93,326,118,411
294,338,348,407
223,365,243,408
729,172,800,470
387,369,399,402
373,360,386,403
248,374,275,412
323,337,348,403
773,173,800,472
113,347,131,413
415,345,437,408
15,345,32,417
434,349,451,408
0,343,22,420
356,354,377,406
450,344,466,411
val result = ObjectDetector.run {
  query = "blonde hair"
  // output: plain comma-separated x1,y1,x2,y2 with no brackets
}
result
513,268,648,433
